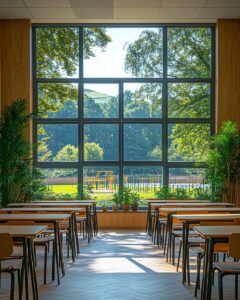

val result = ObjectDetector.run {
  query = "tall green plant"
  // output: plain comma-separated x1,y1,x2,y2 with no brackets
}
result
0,99,46,207
205,121,240,204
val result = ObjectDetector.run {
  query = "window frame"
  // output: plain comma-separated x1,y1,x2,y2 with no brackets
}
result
32,23,215,194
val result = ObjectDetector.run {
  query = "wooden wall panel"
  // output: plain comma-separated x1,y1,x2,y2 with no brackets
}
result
0,19,32,136
98,211,147,229
216,20,240,130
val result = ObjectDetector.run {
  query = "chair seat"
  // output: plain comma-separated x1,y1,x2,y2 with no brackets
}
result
213,262,240,273
76,217,86,222
0,260,20,272
172,230,200,237
34,236,54,244
179,237,205,245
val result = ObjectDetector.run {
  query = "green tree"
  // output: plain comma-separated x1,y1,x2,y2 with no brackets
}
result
124,27,212,162
53,144,78,162
84,142,104,161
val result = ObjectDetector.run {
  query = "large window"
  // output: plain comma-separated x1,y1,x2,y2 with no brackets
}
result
33,25,214,199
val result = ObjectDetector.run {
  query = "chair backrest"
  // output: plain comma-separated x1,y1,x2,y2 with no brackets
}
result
0,233,13,259
200,220,237,226
229,234,240,259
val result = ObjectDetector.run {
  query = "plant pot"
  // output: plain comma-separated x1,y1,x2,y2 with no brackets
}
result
102,207,108,212
112,205,119,212
122,204,130,211
131,204,138,211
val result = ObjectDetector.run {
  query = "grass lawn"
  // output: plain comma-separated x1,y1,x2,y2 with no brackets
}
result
46,184,155,201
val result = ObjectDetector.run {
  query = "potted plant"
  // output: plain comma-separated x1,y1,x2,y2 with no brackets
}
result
0,99,47,207
121,187,131,211
111,192,120,211
204,121,240,205
100,201,108,212
130,191,140,211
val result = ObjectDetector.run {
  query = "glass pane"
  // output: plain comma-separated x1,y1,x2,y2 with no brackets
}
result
84,124,119,161
83,166,119,200
124,124,162,161
84,27,163,78
169,168,206,189
40,168,78,199
123,167,163,198
84,84,119,118
124,83,162,118
167,27,211,78
37,27,79,78
168,124,210,162
37,124,78,162
168,83,211,118
38,83,78,118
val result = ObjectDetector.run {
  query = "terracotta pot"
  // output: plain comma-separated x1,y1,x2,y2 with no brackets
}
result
112,205,119,212
122,204,130,211
102,207,108,212
131,204,138,211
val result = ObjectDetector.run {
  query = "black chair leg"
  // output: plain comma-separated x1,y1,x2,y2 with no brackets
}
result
10,271,15,300
235,274,238,300
218,273,224,300
172,235,175,265
44,243,48,284
177,239,182,272
194,253,202,297
17,268,22,300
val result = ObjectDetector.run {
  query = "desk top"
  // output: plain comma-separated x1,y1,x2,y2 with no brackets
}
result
0,225,48,237
153,202,233,207
32,200,97,203
173,213,240,221
8,203,93,208
0,213,70,221
0,207,84,213
147,199,209,203
193,225,240,238
160,207,240,213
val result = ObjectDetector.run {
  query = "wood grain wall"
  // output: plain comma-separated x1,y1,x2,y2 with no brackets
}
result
0,19,32,131
98,211,147,229
216,19,240,130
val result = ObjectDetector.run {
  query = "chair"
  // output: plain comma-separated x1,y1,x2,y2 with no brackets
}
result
6,221,54,285
0,233,21,300
194,221,236,297
213,233,240,300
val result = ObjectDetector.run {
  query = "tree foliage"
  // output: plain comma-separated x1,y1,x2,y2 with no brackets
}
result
0,99,46,206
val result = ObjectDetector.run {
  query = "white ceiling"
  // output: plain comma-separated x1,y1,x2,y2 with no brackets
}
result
0,0,240,23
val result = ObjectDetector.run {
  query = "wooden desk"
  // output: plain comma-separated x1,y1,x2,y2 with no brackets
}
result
193,225,240,300
0,207,85,260
0,225,47,300
0,214,70,286
8,202,96,243
173,214,240,286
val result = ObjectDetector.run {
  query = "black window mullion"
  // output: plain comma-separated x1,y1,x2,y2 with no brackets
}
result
162,26,168,187
119,81,123,189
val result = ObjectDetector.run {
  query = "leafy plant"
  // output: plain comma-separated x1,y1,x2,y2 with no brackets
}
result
99,201,108,211
155,186,176,199
193,187,213,200
130,191,141,204
205,121,240,204
0,99,47,207
174,188,190,200
77,184,93,200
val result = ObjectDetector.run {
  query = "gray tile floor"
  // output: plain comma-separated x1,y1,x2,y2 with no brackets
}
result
0,231,237,300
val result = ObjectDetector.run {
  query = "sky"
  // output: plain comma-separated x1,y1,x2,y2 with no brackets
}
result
83,27,158,95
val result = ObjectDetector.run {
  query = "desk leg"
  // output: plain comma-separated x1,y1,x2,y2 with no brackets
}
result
73,213,80,255
86,207,90,244
206,238,214,300
22,238,29,300
53,222,60,285
201,238,210,300
27,238,38,300
182,222,187,284
69,215,75,262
